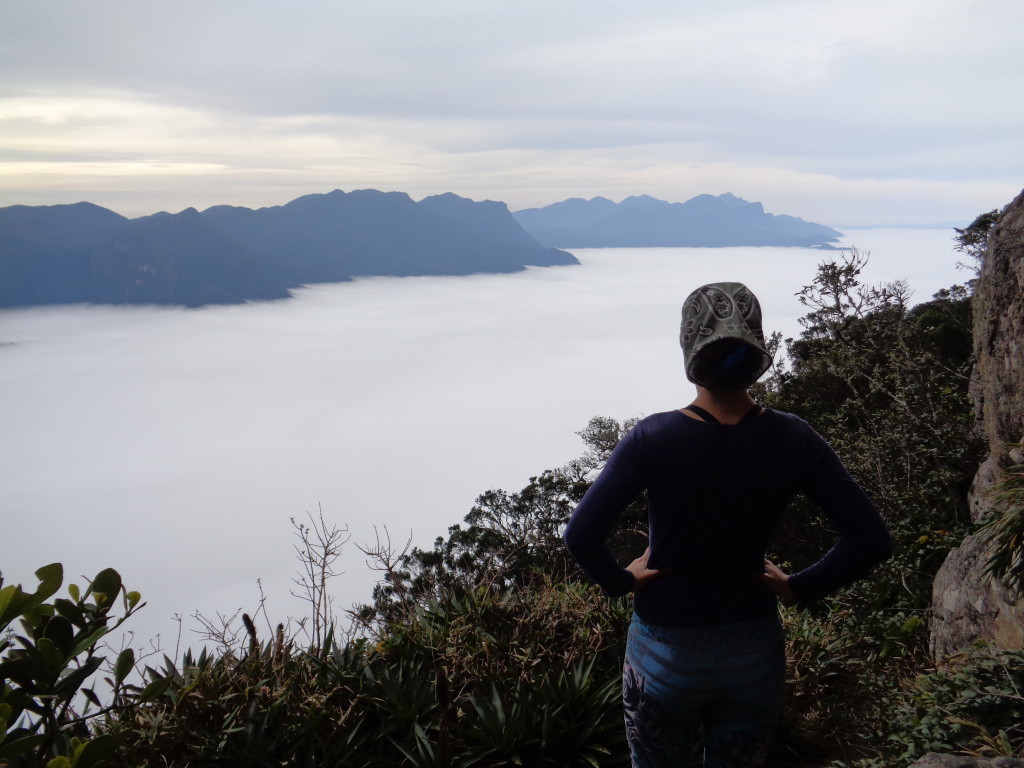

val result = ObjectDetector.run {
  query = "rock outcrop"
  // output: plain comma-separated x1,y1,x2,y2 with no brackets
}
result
930,533,1024,659
930,189,1024,661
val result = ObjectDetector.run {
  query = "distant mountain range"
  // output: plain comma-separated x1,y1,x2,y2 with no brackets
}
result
0,190,841,309
0,190,577,308
512,193,842,248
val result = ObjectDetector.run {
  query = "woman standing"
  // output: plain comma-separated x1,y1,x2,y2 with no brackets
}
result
563,282,892,768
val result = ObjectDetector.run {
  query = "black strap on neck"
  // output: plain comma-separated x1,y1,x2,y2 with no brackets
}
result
683,403,763,424
683,404,719,423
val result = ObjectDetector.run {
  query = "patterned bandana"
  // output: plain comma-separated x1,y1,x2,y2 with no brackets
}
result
679,282,772,388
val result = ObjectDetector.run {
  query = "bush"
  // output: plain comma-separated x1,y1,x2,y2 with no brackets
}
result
980,462,1024,597
109,579,632,767
1,563,146,768
889,648,1024,761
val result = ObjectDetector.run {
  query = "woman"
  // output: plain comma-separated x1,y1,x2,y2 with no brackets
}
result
563,282,892,768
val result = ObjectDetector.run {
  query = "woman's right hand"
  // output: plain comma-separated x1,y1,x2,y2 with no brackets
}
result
626,547,668,591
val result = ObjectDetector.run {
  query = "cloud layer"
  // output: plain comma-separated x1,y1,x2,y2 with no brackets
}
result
0,231,968,649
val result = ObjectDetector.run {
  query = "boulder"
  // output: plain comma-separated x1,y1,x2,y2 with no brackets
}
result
930,531,1024,660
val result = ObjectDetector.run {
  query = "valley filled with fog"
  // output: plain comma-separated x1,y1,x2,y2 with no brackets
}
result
0,228,967,653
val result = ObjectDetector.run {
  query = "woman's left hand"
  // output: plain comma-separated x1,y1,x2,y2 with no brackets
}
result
626,547,668,591
756,559,798,601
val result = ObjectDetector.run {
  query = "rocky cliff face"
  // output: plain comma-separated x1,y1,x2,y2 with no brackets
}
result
931,189,1024,661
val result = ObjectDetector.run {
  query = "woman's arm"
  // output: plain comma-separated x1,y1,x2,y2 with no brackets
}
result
786,428,893,604
564,431,650,596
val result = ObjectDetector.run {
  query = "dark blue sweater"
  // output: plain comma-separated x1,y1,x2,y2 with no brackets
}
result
563,408,892,627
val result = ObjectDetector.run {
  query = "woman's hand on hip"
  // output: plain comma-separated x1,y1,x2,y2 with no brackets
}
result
627,547,668,591
756,559,798,601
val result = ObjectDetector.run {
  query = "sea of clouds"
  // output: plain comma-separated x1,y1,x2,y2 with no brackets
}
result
0,228,967,654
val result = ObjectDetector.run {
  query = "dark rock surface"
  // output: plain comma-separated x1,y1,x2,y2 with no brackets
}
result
930,188,1024,661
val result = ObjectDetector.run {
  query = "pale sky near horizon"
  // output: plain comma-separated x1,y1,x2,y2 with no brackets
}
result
2,0,1022,227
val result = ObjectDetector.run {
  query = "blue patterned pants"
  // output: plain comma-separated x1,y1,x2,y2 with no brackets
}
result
622,614,786,768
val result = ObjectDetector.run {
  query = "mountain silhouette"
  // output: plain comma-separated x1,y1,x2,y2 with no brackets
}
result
512,193,842,248
0,190,577,308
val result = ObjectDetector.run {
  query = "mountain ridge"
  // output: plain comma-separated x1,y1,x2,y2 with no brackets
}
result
0,190,577,308
1,190,842,309
512,193,842,248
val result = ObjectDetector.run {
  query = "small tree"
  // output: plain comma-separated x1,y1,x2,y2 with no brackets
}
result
954,208,1001,266
290,509,350,650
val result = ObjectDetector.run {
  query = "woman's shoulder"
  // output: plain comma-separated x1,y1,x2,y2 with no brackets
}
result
633,409,690,432
761,407,812,428
759,409,839,461
630,407,820,441
619,410,688,447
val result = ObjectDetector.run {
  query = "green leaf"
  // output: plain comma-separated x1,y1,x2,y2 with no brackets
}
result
74,733,127,768
69,626,109,659
125,591,141,610
114,648,134,684
46,757,72,768
136,676,172,703
34,563,63,603
53,599,85,627
36,636,64,669
0,657,34,687
54,655,103,696
0,585,17,626
0,733,47,759
81,687,102,709
86,569,121,605
0,585,42,630
42,615,75,656
67,583,80,602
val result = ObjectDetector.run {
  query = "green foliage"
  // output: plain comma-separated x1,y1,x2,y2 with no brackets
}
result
762,251,982,619
771,605,929,766
887,649,1024,761
954,208,1001,266
0,564,144,767
979,461,1024,596
748,250,988,765
109,580,631,767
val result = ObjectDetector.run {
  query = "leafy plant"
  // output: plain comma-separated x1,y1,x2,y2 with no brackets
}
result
890,649,1024,761
763,251,981,617
979,461,1024,596
1,563,145,767
108,577,630,767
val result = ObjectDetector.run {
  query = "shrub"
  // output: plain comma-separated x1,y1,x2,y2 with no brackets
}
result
889,648,1024,761
980,462,1024,596
109,578,631,767
1,563,146,768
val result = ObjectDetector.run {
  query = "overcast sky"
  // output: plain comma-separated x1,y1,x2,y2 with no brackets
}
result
2,0,1022,225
